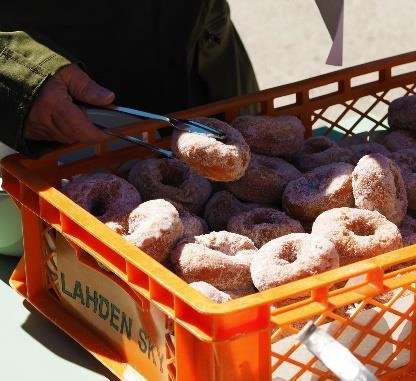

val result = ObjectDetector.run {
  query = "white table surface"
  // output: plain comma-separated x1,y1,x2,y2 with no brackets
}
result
0,255,118,381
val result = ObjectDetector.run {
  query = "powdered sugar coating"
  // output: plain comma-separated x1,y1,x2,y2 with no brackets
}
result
388,95,416,130
231,115,305,157
189,281,232,303
250,233,339,291
383,130,416,152
203,190,268,231
389,149,416,210
352,153,407,224
233,249,258,266
194,231,257,255
294,136,354,172
171,117,250,182
225,153,301,203
165,199,209,240
128,158,212,215
228,208,304,247
349,143,390,163
399,215,416,247
312,207,402,266
63,172,141,225
282,162,355,222
125,199,183,262
171,231,255,290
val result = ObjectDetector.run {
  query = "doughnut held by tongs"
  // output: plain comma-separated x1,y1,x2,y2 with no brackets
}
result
85,104,226,158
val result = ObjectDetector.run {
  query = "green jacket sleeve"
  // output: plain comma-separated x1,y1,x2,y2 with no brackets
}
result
0,31,71,156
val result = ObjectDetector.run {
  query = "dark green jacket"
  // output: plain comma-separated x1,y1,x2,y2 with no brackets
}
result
0,1,258,156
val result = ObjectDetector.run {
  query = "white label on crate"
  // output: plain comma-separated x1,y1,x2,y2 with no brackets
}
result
55,233,168,381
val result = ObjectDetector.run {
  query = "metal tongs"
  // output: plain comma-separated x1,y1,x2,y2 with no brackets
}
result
87,105,226,158
298,322,378,381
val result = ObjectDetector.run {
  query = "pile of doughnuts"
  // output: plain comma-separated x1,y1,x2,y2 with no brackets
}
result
63,99,416,305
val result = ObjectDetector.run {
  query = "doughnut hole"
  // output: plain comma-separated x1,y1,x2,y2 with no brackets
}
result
293,137,354,172
346,219,376,236
250,212,276,226
203,190,269,231
302,136,337,154
128,158,212,215
160,164,186,187
228,208,304,248
278,241,300,263
90,198,107,217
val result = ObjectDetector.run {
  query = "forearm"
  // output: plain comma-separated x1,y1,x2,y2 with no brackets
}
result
0,31,71,155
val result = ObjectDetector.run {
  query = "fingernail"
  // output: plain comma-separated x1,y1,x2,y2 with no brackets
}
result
97,88,115,100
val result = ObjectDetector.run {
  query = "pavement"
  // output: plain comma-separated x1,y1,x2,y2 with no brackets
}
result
228,0,416,90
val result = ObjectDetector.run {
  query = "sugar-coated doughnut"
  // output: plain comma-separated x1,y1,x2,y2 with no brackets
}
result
339,131,387,147
293,136,354,172
128,158,212,215
189,281,232,303
250,233,339,291
388,95,416,130
312,207,402,266
125,199,183,262
383,130,416,152
231,115,305,157
190,281,256,302
203,190,267,231
171,117,250,182
282,162,355,222
227,208,304,248
63,172,141,225
349,143,390,163
225,153,301,203
300,136,337,153
389,149,416,210
171,231,256,291
194,231,257,255
352,153,407,224
180,213,209,241
399,215,416,247
165,199,209,240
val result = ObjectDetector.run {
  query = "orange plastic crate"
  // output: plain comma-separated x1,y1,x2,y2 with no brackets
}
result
3,52,416,381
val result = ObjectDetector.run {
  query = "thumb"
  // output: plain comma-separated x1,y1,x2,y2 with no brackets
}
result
59,64,115,106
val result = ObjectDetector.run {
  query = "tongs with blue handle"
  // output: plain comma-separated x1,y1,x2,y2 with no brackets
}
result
86,104,226,159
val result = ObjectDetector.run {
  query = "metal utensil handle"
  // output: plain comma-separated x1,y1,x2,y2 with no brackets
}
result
180,118,227,137
298,322,378,381
87,104,225,140
107,105,171,123
97,125,175,159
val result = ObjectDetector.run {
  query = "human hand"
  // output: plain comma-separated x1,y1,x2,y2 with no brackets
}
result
24,63,115,144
